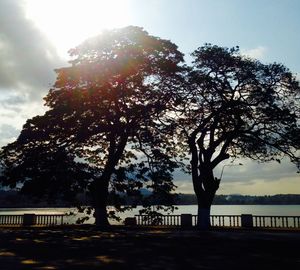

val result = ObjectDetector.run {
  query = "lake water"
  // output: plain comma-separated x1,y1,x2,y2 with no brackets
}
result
0,205,299,224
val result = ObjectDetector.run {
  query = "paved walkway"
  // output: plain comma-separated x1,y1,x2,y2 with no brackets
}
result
0,226,299,269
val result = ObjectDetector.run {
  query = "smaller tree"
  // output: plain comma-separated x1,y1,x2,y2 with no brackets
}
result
176,44,300,229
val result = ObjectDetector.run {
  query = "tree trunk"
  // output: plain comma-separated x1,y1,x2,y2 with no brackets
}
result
194,170,220,230
94,205,109,228
92,179,110,228
197,206,211,230
196,189,214,230
91,132,129,228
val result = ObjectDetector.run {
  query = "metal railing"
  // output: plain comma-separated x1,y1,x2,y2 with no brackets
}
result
135,214,300,229
1,213,299,229
0,214,23,225
0,214,65,226
135,214,181,226
252,215,300,228
210,215,241,227
35,214,65,226
135,214,242,227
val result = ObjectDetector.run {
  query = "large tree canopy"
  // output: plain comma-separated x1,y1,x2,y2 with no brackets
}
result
175,44,300,228
0,26,184,226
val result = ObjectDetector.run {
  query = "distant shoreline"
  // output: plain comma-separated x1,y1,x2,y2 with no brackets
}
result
1,191,300,207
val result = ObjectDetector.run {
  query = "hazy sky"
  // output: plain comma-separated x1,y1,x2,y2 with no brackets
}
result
0,0,299,195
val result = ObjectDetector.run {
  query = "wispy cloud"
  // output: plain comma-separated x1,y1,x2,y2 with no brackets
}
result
241,46,267,60
219,176,300,195
0,0,63,96
0,0,64,146
0,124,19,146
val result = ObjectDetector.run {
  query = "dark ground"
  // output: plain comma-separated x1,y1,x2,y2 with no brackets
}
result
0,226,299,269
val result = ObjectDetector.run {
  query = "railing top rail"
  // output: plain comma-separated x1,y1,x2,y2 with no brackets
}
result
252,215,300,218
35,214,65,216
135,214,300,217
135,214,181,216
252,215,300,217
210,215,241,217
0,214,24,216
0,214,65,217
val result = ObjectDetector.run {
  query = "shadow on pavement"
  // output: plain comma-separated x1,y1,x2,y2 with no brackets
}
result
0,226,299,269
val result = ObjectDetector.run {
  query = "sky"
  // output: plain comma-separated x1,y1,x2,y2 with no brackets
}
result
0,0,299,195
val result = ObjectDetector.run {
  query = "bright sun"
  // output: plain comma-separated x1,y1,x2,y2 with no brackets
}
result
25,0,130,58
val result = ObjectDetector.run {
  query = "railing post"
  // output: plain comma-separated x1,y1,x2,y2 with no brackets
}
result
124,217,137,226
23,214,36,226
241,214,253,228
181,214,192,228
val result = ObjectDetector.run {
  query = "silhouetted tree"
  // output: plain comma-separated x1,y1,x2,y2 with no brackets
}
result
0,26,183,227
176,44,300,229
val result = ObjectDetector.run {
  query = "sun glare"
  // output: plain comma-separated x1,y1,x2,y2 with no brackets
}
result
25,0,130,58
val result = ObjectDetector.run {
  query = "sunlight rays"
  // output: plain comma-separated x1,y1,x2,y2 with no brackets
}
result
25,0,131,58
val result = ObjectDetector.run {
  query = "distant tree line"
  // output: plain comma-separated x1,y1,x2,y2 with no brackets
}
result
1,190,300,207
176,194,300,205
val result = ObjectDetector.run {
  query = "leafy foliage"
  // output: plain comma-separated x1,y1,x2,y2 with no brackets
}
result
184,44,299,163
